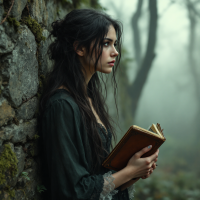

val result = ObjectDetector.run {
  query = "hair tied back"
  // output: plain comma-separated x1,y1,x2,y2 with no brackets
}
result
51,19,64,39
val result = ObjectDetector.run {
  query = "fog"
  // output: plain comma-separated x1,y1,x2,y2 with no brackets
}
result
99,0,200,199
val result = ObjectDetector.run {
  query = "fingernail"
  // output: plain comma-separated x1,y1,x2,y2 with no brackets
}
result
148,145,152,149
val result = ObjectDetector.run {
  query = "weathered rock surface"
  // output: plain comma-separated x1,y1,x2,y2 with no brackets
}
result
0,25,38,107
16,97,38,120
25,140,40,157
28,0,48,25
0,1,88,199
0,25,15,55
8,0,28,21
0,119,37,144
2,21,19,44
44,0,71,31
39,29,54,75
0,97,15,127
0,0,4,23
16,163,42,199
14,146,26,177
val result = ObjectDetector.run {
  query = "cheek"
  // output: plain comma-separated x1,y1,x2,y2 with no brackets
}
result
101,50,108,61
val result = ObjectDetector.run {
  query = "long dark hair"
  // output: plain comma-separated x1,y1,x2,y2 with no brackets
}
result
39,9,123,173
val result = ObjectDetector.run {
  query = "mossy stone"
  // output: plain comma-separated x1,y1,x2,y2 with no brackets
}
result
23,16,46,44
0,144,18,187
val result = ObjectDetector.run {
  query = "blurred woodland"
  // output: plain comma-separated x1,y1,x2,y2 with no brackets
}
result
101,0,200,199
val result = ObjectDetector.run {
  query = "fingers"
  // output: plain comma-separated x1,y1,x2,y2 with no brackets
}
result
135,145,152,158
148,149,159,162
151,162,156,170
141,168,154,179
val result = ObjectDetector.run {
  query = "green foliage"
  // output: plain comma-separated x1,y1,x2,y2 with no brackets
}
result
37,185,47,193
21,172,30,181
134,171,200,200
22,16,46,44
0,144,18,186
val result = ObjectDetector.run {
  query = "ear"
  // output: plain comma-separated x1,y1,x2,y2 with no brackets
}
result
73,41,85,57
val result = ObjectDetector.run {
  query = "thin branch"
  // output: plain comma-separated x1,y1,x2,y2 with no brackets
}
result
0,0,15,25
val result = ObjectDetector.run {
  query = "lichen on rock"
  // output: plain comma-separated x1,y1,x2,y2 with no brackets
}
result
0,143,18,187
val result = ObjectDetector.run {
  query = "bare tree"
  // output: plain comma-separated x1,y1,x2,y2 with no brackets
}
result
131,0,143,67
186,0,200,167
129,0,158,121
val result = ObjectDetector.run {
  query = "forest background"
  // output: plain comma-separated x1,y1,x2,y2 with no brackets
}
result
102,0,200,199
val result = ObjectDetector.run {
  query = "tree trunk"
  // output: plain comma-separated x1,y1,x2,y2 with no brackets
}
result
131,0,143,67
186,0,200,171
129,0,158,120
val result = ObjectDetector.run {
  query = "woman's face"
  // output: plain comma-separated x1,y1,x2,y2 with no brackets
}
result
80,25,119,76
95,25,119,74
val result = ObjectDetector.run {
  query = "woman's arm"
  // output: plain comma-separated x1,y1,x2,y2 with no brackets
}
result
42,99,106,200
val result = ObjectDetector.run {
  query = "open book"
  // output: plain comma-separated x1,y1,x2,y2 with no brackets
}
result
102,123,166,171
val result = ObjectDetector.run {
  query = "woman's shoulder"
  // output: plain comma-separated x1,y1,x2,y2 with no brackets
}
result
44,89,80,114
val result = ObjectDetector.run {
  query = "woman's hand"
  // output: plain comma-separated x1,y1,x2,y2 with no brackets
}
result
125,145,159,179
141,159,157,179
120,161,157,191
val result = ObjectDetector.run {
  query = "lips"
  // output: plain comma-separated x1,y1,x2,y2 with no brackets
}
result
108,60,115,64
108,60,115,66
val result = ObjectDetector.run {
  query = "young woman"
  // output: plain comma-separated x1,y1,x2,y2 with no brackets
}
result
38,9,159,200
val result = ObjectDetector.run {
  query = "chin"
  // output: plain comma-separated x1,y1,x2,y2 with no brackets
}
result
97,68,113,74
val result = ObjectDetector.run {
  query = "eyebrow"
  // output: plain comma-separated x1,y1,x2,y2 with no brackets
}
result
104,38,117,43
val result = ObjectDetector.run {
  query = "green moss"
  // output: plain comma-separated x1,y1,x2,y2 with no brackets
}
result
7,186,15,198
23,16,46,44
0,144,18,186
6,16,20,32
3,185,16,200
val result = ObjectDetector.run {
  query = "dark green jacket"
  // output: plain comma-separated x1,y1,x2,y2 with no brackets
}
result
39,89,130,200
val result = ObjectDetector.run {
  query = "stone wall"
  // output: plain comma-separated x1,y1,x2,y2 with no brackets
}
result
0,0,100,199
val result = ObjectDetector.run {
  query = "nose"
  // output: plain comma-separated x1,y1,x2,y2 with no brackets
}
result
111,47,119,57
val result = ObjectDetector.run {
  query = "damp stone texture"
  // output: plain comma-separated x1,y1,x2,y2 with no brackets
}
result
0,0,76,199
